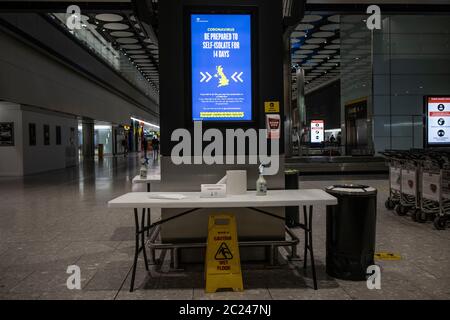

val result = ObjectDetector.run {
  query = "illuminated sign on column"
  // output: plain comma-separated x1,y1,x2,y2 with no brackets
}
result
310,120,324,144
191,14,252,121
427,96,450,146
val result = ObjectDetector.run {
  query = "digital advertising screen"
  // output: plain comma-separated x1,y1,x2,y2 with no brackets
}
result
190,13,252,121
310,120,324,144
426,96,450,146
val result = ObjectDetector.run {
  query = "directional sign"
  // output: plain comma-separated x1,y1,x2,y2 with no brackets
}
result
200,72,212,83
191,14,252,121
231,72,244,83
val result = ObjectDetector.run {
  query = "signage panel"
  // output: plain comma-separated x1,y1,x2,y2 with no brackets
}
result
426,96,450,146
266,114,280,139
310,120,324,144
191,14,252,121
205,214,243,293
264,101,280,113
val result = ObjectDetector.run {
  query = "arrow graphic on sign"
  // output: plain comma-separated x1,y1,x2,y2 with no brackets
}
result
231,72,244,83
200,72,212,83
237,72,243,82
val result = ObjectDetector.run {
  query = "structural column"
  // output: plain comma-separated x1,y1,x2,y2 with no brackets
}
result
283,33,294,158
82,119,95,158
296,67,306,155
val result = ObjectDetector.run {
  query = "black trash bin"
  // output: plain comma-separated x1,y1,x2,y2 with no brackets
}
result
285,169,299,227
325,184,377,280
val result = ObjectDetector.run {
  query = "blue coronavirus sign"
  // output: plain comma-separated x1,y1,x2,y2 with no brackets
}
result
191,14,252,121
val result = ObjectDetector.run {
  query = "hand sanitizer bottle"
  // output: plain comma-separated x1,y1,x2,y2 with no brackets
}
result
256,164,267,196
140,159,148,178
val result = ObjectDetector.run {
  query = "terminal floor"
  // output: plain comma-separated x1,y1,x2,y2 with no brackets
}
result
0,154,449,300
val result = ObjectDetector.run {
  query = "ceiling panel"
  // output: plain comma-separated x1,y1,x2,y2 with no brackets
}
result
290,13,342,91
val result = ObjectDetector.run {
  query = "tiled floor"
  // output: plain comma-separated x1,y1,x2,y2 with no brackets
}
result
0,154,449,300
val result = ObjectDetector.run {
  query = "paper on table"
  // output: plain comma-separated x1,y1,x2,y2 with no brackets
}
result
148,194,187,200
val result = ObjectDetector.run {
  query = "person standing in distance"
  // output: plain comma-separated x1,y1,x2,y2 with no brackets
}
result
143,137,148,161
152,136,160,161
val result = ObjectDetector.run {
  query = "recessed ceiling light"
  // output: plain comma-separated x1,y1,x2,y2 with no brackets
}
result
291,31,306,38
110,31,134,37
305,38,326,44
116,38,139,44
103,23,129,30
320,24,340,31
121,45,142,49
318,50,337,55
295,24,314,31
312,31,334,38
327,15,340,23
126,50,146,54
300,44,319,50
296,49,313,54
95,14,123,22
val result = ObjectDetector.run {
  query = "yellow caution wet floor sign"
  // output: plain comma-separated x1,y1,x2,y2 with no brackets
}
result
205,214,243,293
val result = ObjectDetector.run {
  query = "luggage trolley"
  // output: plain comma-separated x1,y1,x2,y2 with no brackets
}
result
417,153,441,223
381,150,403,210
433,156,450,230
396,151,422,217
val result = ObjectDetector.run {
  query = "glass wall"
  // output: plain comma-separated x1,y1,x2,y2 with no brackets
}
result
340,14,373,156
295,12,450,158
372,15,450,153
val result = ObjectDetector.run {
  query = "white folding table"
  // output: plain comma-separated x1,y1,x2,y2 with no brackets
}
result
108,189,337,291
132,174,161,192
132,174,161,235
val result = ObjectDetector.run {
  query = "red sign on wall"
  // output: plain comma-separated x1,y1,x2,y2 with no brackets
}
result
310,120,324,143
427,96,450,145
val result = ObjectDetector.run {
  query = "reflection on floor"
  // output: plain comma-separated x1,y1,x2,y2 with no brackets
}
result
0,154,449,300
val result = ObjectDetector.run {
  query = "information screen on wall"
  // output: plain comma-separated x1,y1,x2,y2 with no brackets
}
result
426,96,450,146
191,14,252,121
310,120,324,144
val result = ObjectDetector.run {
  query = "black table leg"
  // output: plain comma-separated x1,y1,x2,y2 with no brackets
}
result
303,206,308,270
147,183,151,236
147,209,151,237
130,208,140,292
307,205,318,290
130,208,150,292
141,209,149,272
303,205,318,290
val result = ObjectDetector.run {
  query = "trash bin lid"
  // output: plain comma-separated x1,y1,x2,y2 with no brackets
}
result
326,184,377,195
